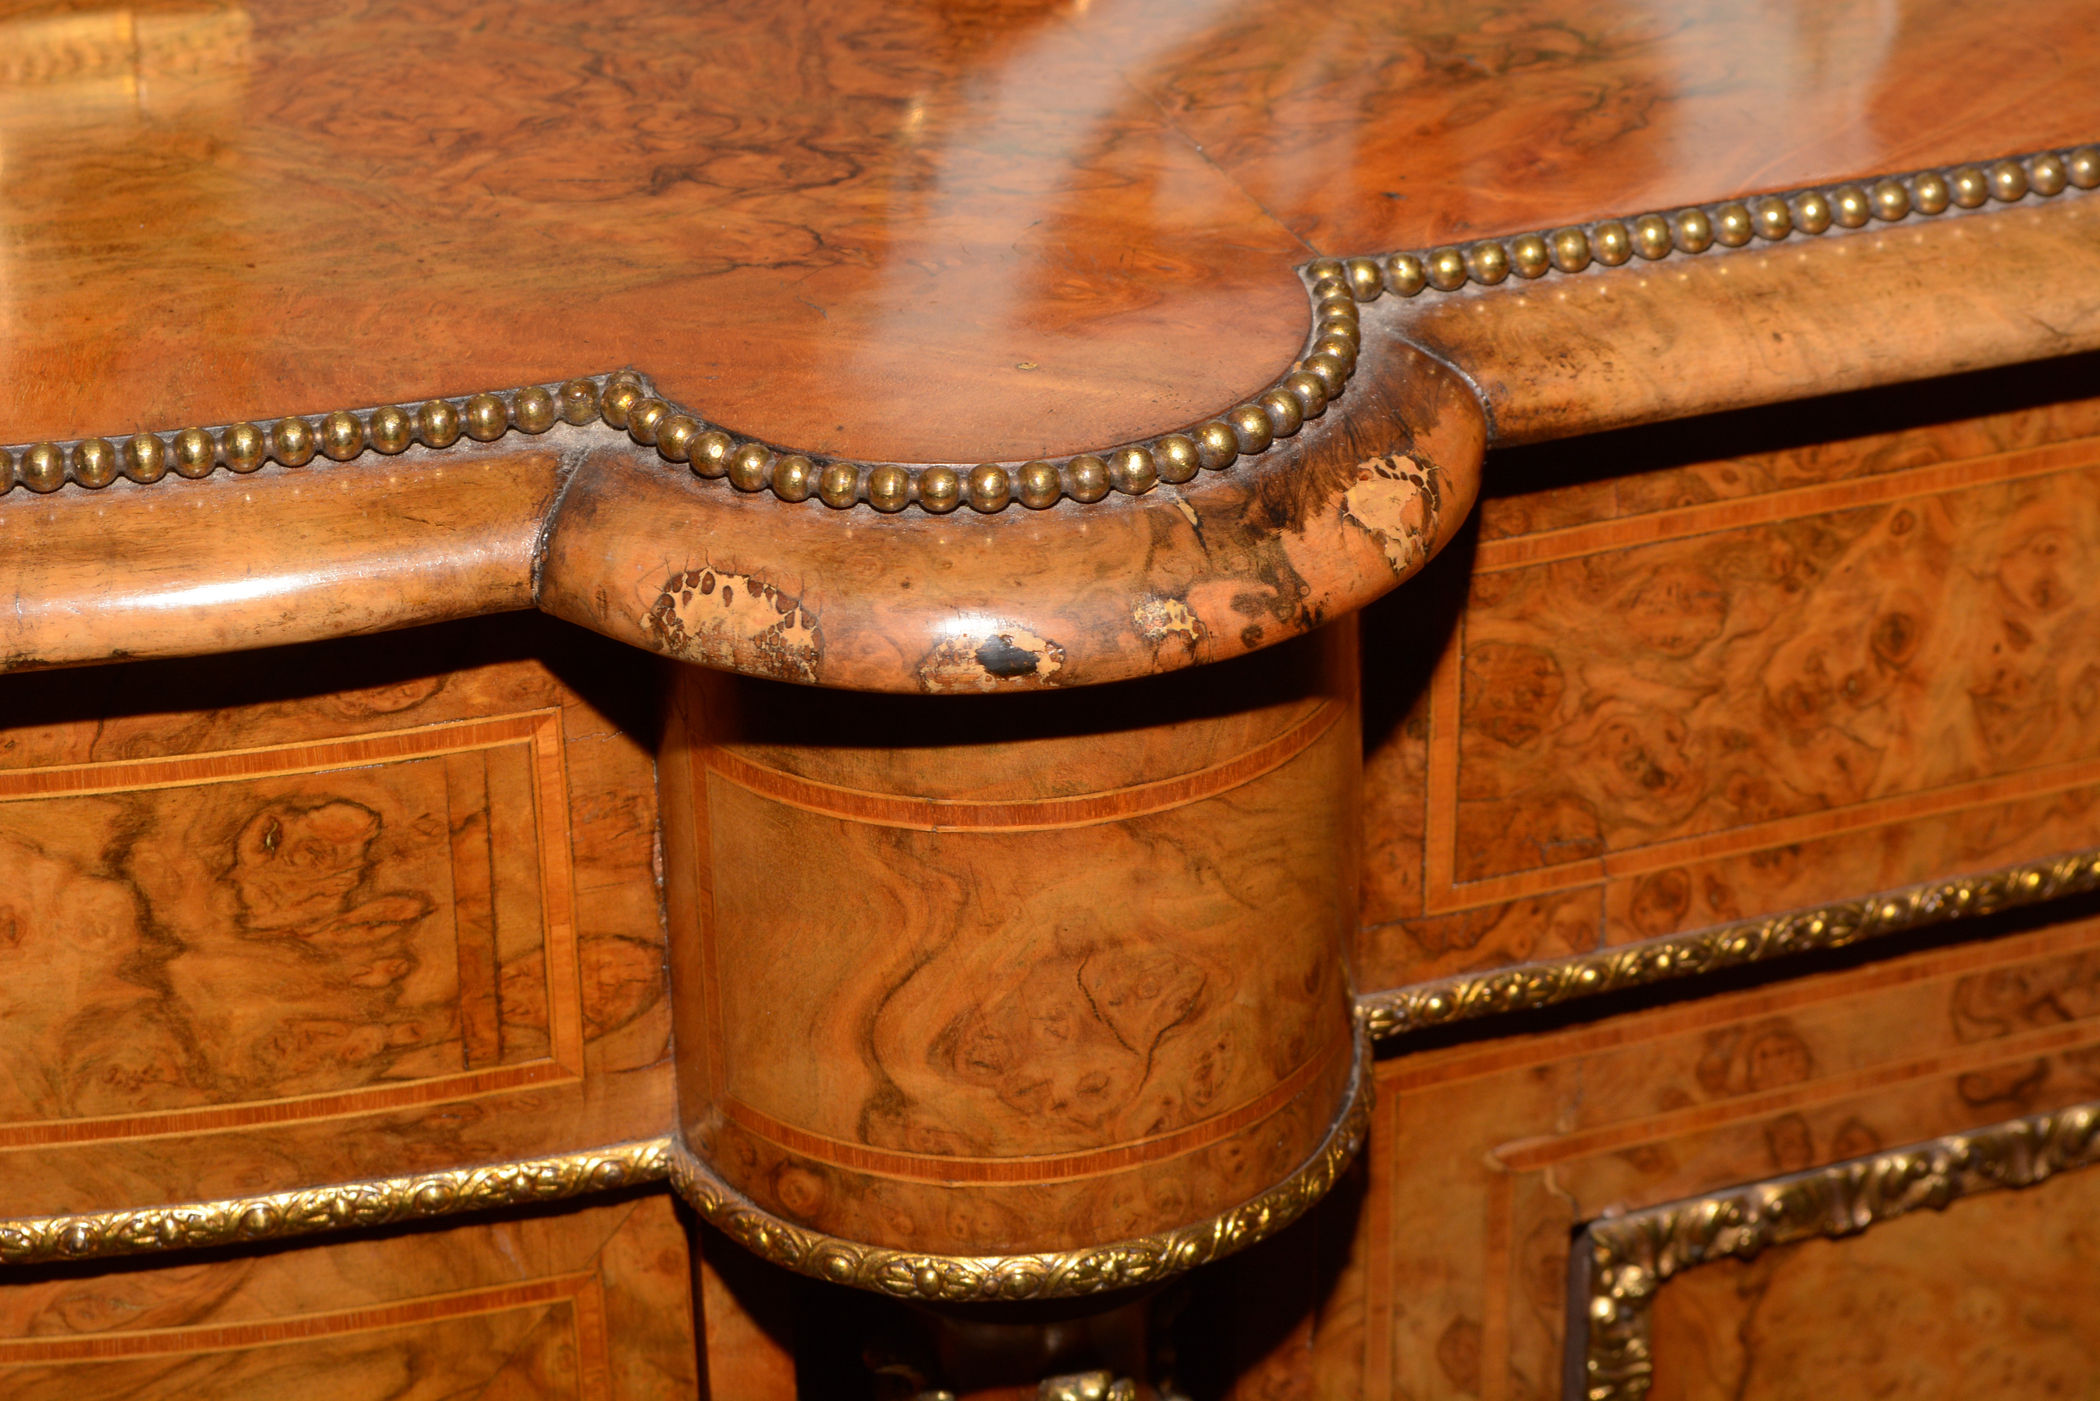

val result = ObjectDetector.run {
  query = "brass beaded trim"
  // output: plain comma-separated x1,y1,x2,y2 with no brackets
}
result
1330,144,2100,303
667,1029,1371,1301
1578,1101,2100,1400
0,292,1361,516
1357,848,2100,1041
0,1139,669,1267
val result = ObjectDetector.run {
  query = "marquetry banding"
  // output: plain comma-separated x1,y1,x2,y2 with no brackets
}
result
1357,847,2100,1040
0,1140,669,1267
703,698,1343,832
1343,144,2100,302
1577,1100,2100,1400
667,1027,1371,1301
715,1032,1343,1184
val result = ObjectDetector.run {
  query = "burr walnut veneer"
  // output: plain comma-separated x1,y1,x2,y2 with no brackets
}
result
4,0,2100,1396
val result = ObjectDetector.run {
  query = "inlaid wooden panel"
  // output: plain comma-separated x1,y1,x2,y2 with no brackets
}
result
663,629,1361,1254
0,614,673,1221
1360,375,2100,992
1646,1169,2100,1400
1335,907,2100,1401
0,1191,697,1399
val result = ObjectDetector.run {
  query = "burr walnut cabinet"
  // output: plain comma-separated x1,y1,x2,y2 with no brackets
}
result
2,0,2100,1397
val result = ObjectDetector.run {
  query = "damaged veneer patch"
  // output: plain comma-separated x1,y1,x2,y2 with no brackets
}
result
641,565,820,683
1341,454,1444,576
918,625,1066,693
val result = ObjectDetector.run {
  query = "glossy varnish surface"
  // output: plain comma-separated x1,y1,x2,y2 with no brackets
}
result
5,0,2100,460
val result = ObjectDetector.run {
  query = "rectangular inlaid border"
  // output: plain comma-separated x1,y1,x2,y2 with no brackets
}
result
0,710,585,1150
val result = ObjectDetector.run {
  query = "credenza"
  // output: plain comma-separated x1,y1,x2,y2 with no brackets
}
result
3,1,2099,1397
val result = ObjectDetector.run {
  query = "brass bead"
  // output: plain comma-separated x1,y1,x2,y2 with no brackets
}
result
1631,214,1673,259
1426,248,1468,290
1677,207,1718,252
559,379,600,425
368,405,413,454
1017,460,1061,508
1750,196,1792,240
1590,221,1632,266
124,432,169,483
1310,276,1350,303
1303,258,1344,283
656,414,700,462
1065,455,1110,504
1949,166,1990,208
0,447,12,493
1831,185,1870,228
1302,352,1349,396
1154,434,1201,482
1313,335,1357,372
172,427,216,478
727,443,773,492
1383,253,1427,296
271,417,315,467
1227,404,1273,455
689,430,734,478
1282,370,1329,419
71,438,118,488
1549,227,1591,273
1712,204,1751,247
1988,159,2028,202
966,462,1013,510
2030,153,2068,196
319,410,365,462
817,461,861,508
773,454,815,503
1870,178,1910,221
623,397,667,446
1907,171,1948,215
460,393,506,442
1793,190,1833,234
1260,386,1304,438
221,422,266,472
1107,447,1157,495
1465,241,1510,284
867,464,910,512
605,369,645,390
1194,422,1238,471
417,400,461,448
1310,315,1360,348
2070,148,2100,190
1344,257,1383,301
1508,233,1551,279
513,385,557,433
21,443,65,493
1315,292,1357,323
600,380,642,429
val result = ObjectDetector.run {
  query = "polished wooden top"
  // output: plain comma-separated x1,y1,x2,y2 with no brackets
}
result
7,0,2100,461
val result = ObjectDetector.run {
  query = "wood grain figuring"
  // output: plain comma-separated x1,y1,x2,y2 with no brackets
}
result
663,627,1361,1254
1360,382,2100,993
0,614,674,1222
1392,194,2100,445
1646,1172,2100,1399
0,1192,695,1399
0,446,563,672
4,0,2099,463
1346,910,2100,1401
536,343,1481,693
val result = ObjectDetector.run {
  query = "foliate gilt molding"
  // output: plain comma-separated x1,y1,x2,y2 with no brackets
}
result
1357,848,2100,1040
1578,1101,2100,1401
0,1140,670,1267
1331,145,2099,302
667,1034,1372,1302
